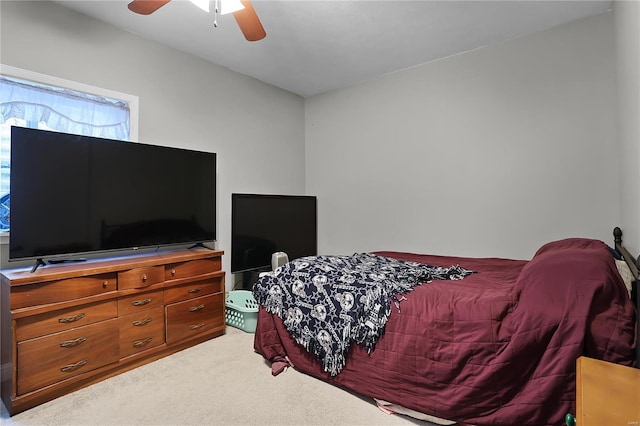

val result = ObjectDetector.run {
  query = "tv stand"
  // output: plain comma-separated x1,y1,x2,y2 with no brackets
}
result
1,248,225,415
189,242,214,250
30,257,89,273
29,258,47,273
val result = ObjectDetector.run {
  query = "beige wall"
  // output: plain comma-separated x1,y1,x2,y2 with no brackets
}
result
305,12,621,260
615,0,640,256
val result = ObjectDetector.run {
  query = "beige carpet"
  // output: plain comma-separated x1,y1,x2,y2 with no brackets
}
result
0,326,434,426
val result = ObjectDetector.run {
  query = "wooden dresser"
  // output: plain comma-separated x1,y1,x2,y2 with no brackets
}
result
0,249,225,415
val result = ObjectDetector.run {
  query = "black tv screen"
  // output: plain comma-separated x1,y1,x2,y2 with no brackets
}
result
9,126,216,261
231,193,317,273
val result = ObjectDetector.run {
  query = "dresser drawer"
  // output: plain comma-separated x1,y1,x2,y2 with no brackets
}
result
165,258,221,281
118,306,165,358
17,319,119,395
165,293,224,344
164,277,223,305
11,273,116,309
16,300,118,342
118,266,164,290
118,289,164,316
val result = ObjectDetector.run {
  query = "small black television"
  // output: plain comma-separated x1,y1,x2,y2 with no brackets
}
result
231,193,317,273
9,126,217,263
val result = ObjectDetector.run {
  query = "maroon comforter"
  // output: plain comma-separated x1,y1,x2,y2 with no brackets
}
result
253,238,637,425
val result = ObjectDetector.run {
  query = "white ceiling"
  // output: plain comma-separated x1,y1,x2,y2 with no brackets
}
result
53,0,612,97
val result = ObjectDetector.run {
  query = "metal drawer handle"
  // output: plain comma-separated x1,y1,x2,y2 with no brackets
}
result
171,269,177,276
133,337,153,347
188,304,205,312
60,336,87,348
187,287,202,294
141,274,148,282
132,317,153,327
58,313,86,323
189,322,205,330
132,298,152,306
103,280,109,288
60,359,87,372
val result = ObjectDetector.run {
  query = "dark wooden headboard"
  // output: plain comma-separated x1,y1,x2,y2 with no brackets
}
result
612,226,639,368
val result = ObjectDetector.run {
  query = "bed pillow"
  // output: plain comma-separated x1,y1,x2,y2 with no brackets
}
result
530,237,632,299
533,238,608,258
614,259,634,299
609,245,623,260
534,238,634,299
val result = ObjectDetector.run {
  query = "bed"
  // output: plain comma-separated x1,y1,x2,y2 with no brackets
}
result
252,228,638,426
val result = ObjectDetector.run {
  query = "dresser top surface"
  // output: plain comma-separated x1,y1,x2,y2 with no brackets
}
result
1,249,224,286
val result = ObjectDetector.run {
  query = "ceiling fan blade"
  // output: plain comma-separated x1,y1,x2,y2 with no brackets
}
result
233,0,266,42
128,0,171,15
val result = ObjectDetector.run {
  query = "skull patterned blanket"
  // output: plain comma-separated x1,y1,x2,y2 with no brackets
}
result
252,253,474,376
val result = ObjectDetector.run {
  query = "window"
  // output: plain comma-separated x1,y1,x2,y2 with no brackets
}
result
0,65,139,232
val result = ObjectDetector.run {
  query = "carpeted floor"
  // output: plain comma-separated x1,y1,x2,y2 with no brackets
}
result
1,326,434,425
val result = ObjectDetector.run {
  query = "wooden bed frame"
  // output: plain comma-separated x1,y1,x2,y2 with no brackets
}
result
613,227,640,368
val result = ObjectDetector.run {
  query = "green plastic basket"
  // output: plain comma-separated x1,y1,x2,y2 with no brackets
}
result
225,290,259,333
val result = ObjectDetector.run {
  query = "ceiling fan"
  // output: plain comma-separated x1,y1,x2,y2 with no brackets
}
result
127,0,266,41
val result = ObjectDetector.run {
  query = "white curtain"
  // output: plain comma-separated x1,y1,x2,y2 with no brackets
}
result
0,76,130,140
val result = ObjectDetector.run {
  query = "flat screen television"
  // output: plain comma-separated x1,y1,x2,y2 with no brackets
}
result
9,126,217,264
231,193,317,273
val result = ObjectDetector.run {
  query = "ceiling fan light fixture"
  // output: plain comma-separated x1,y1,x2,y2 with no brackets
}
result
220,0,245,15
189,0,210,13
127,0,264,42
